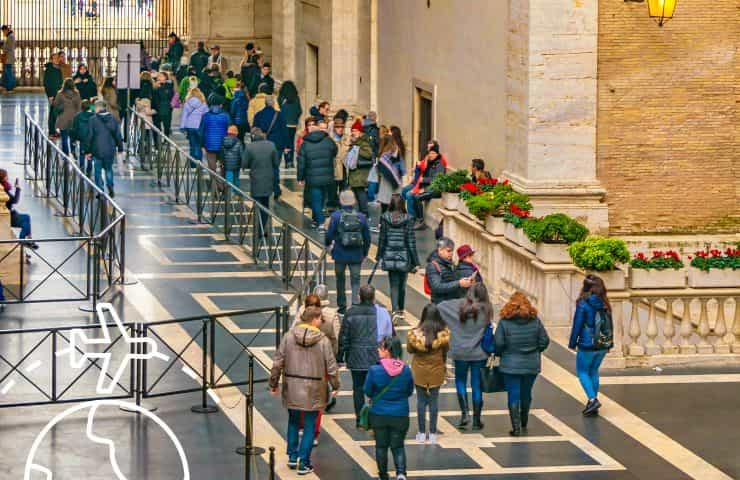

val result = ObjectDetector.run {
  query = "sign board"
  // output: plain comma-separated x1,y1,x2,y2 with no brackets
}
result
116,43,141,90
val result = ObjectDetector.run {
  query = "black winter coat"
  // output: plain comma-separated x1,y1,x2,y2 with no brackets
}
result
221,135,243,171
377,213,419,273
426,251,461,304
43,63,63,98
190,49,209,75
297,130,338,187
338,303,379,370
85,112,123,161
73,72,98,100
494,316,550,375
420,158,446,189
152,81,175,117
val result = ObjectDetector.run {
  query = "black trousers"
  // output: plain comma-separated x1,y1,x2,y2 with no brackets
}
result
370,413,409,479
387,271,408,312
350,370,368,422
352,187,369,215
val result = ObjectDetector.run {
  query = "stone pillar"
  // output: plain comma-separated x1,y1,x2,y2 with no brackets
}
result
321,0,361,111
272,0,297,81
505,0,609,234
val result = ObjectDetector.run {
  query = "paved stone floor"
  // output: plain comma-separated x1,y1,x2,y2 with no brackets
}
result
0,94,738,479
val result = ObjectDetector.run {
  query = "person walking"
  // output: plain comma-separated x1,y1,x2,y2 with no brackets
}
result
406,304,450,444
364,336,414,480
569,274,612,416
229,82,249,143
85,100,123,197
100,77,120,122
253,96,289,200
152,72,175,135
269,306,340,475
438,283,493,430
52,78,82,156
278,80,302,168
243,127,280,228
199,95,230,176
247,83,279,126
180,88,209,163
43,53,63,135
189,40,209,76
426,237,474,304
494,291,550,436
72,100,95,174
297,120,338,229
220,125,243,187
338,284,383,425
328,117,350,209
376,135,403,213
347,119,374,217
325,190,371,314
72,64,97,101
1,25,17,93
377,194,419,320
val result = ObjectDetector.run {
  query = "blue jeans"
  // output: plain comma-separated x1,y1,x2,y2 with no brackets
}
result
11,213,31,239
225,169,240,188
60,130,73,156
184,128,202,161
401,184,415,218
503,373,537,406
93,157,114,191
367,181,378,202
454,359,486,406
287,409,318,465
309,186,326,224
2,64,16,91
273,162,281,197
576,349,607,400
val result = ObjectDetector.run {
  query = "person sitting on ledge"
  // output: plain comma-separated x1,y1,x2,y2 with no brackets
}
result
0,169,38,250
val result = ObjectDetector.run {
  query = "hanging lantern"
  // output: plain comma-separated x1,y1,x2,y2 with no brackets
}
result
647,0,677,27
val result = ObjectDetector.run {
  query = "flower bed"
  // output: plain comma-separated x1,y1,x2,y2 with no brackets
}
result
687,248,740,288
629,250,686,288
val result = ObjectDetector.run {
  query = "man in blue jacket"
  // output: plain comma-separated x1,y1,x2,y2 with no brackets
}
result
325,190,371,314
85,100,123,197
198,95,230,177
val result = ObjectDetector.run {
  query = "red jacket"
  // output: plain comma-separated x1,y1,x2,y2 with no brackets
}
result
411,154,448,194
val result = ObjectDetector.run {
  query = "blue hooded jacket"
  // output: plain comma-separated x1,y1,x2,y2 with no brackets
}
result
199,105,230,152
568,294,609,350
363,358,414,417
229,89,249,127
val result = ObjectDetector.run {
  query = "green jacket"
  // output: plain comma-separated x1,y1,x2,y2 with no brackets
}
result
72,110,94,152
347,134,374,188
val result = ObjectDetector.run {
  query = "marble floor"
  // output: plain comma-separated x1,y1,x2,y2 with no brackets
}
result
0,94,738,480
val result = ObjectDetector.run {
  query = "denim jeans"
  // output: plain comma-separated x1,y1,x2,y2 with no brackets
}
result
370,413,409,479
352,187,369,216
416,386,440,433
367,181,378,202
225,169,240,188
184,128,202,161
2,64,16,91
350,369,369,421
285,127,297,167
60,130,73,156
388,271,408,312
11,212,31,239
503,373,537,406
335,261,361,311
287,409,318,466
93,156,114,191
309,186,326,224
401,184,415,218
454,359,486,406
576,349,607,400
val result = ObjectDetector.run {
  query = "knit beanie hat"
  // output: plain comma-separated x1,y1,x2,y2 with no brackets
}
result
351,119,364,133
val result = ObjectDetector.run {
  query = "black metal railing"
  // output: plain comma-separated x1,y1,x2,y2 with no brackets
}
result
127,109,327,306
0,114,126,306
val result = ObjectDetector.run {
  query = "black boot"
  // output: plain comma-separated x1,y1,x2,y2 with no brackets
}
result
508,403,521,437
456,394,469,429
583,398,602,416
472,402,484,431
391,446,407,479
521,400,530,433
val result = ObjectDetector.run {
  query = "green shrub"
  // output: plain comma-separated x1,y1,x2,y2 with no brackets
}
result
523,213,589,244
429,170,470,194
568,236,630,272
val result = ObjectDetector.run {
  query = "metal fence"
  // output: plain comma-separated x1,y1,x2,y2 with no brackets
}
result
0,113,126,306
127,108,328,307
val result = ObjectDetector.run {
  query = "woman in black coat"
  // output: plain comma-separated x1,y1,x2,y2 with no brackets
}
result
152,72,175,135
72,64,98,101
494,291,549,437
376,194,420,320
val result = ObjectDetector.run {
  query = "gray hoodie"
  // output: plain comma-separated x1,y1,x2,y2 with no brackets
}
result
438,298,491,361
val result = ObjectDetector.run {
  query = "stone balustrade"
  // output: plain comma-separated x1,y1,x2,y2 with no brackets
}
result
441,208,740,368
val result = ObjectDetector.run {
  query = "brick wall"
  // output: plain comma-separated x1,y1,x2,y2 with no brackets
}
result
597,0,739,234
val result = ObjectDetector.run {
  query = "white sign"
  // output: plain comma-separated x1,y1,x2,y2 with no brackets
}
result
116,43,141,90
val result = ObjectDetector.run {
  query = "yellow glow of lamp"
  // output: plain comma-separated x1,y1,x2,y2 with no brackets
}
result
647,0,677,26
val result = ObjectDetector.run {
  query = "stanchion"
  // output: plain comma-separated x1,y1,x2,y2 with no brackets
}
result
269,446,275,480
191,319,218,413
236,357,265,456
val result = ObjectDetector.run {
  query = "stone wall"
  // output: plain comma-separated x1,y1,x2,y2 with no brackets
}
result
597,0,740,234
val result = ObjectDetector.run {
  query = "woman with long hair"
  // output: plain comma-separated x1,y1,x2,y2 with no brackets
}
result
100,77,120,121
438,283,493,430
377,194,419,320
278,80,302,168
376,135,403,212
364,336,414,480
72,64,97,101
390,126,407,177
406,304,449,443
52,78,82,155
494,292,550,436
180,87,208,163
568,274,612,416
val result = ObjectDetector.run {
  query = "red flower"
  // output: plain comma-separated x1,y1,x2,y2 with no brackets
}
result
509,205,531,218
478,178,498,186
502,179,510,185
460,182,481,195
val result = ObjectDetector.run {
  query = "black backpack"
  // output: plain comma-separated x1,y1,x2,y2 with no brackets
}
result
338,211,364,248
593,309,614,350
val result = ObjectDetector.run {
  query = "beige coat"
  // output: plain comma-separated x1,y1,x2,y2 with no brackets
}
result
135,98,157,129
406,327,450,389
332,132,351,180
269,324,340,411
293,303,340,355
52,90,82,131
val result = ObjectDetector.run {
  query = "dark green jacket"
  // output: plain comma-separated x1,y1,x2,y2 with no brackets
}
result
72,110,94,152
43,63,63,98
494,316,549,375
190,48,209,74
297,130,338,187
347,134,374,188
166,40,184,67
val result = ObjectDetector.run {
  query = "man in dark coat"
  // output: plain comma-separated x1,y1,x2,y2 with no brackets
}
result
85,100,123,197
243,127,279,233
426,237,474,304
165,32,184,68
43,52,63,134
253,96,289,200
72,100,95,174
256,62,275,95
296,122,338,228
189,41,210,76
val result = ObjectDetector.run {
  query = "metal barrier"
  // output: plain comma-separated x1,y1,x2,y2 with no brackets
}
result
127,109,327,306
0,113,126,307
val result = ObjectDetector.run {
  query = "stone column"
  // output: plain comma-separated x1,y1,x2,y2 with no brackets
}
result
272,0,297,81
321,0,361,111
505,0,609,234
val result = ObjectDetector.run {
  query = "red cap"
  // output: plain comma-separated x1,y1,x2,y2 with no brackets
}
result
457,244,475,260
351,119,364,132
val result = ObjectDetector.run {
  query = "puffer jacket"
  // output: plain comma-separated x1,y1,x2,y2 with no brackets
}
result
377,212,419,273
180,96,208,130
152,81,175,116
293,303,341,355
220,135,243,171
338,303,379,370
364,359,415,417
569,294,609,350
53,90,82,131
229,89,249,126
297,130,338,187
426,250,461,304
406,327,450,388
135,98,156,128
347,134,374,188
199,105,230,152
269,324,340,411
494,316,550,375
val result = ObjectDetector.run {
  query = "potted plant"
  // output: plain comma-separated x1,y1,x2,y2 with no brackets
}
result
630,250,686,289
568,236,631,290
523,213,589,263
429,170,470,210
503,194,533,251
687,248,740,288
457,182,482,218
465,193,495,227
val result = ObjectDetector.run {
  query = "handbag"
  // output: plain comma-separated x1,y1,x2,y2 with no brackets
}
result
481,323,495,355
480,356,505,393
358,374,400,430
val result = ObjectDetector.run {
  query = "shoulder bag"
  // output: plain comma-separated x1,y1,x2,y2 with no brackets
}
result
358,374,400,430
480,355,505,393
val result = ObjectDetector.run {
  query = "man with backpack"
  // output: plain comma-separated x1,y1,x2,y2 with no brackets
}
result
325,190,371,315
425,237,475,304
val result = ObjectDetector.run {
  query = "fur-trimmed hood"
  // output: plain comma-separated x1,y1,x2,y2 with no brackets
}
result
407,327,450,353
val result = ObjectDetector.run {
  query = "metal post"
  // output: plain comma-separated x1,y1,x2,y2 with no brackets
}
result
224,184,231,240
191,319,217,413
281,306,289,341
281,224,291,289
51,331,57,402
269,447,276,480
275,308,281,350
196,165,203,222
236,356,264,456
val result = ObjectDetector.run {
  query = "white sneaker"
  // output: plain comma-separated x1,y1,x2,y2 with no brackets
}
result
428,433,438,444
414,432,426,442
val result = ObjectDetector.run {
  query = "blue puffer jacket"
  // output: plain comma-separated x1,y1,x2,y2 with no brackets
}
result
364,359,414,417
230,89,249,127
199,106,230,152
569,294,609,350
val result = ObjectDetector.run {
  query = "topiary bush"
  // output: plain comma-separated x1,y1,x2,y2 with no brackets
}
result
568,236,630,272
523,213,589,244
429,170,470,194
